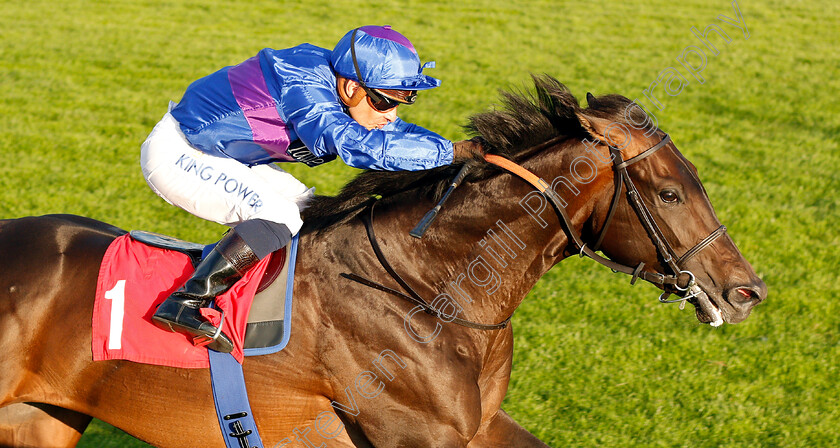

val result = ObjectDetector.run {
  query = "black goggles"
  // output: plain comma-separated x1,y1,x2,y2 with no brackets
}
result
350,29,418,112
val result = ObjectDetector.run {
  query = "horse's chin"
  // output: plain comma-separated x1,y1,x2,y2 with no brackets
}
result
688,286,725,327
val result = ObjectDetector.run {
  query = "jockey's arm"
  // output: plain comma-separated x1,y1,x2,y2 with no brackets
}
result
282,82,454,171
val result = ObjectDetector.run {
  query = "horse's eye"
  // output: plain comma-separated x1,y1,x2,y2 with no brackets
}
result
659,190,679,203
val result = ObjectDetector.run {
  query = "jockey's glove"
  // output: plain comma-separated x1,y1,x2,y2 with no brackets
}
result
453,137,486,161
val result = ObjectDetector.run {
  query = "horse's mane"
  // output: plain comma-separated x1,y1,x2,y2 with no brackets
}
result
300,75,640,234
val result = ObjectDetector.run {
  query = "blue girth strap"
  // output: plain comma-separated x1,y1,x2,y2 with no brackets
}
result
208,349,264,448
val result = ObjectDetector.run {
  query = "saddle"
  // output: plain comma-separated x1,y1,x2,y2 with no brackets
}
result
92,231,299,447
129,230,286,293
129,230,293,352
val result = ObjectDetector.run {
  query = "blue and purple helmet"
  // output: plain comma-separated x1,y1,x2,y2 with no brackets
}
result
331,25,441,91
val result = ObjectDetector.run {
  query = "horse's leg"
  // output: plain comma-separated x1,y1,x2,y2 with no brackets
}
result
467,409,551,448
0,402,91,448
456,326,549,448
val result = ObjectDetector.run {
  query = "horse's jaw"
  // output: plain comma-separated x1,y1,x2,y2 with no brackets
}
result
689,285,724,327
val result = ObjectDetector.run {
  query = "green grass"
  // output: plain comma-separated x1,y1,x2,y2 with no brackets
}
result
1,0,838,446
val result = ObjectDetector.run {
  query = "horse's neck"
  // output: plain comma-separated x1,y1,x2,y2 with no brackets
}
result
372,142,611,327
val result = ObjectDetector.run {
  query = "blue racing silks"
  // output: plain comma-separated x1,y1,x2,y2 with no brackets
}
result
170,40,453,171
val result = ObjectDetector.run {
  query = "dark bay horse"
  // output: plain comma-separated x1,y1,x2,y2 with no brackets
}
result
0,76,765,447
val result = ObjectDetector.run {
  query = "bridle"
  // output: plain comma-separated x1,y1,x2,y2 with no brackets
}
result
486,132,727,304
341,132,727,330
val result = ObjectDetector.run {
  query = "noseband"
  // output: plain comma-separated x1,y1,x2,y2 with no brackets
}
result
486,133,727,304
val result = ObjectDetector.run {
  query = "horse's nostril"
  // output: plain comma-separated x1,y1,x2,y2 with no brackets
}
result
733,286,763,304
737,288,754,299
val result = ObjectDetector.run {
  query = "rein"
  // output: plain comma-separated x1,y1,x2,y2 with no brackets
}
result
341,132,727,330
340,201,512,331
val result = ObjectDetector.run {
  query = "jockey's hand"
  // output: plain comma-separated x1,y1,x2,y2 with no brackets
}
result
453,137,486,161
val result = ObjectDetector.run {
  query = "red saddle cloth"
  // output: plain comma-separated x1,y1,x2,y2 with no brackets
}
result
92,234,271,368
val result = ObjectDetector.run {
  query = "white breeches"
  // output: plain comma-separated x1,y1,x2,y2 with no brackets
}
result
140,111,313,235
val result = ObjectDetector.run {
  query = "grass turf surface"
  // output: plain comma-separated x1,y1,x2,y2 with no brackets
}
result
1,0,838,446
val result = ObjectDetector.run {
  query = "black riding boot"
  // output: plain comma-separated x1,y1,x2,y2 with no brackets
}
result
152,231,259,353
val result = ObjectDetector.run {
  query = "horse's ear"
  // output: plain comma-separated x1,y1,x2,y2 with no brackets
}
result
586,92,596,105
574,110,611,142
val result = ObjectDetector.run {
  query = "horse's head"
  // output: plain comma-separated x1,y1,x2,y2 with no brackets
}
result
576,95,766,325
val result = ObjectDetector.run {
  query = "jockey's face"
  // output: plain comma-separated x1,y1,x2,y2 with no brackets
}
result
341,79,399,130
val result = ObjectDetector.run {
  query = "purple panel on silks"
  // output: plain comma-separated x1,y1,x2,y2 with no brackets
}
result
227,56,294,161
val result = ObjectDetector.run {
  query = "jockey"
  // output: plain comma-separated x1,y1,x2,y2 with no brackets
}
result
140,25,483,352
